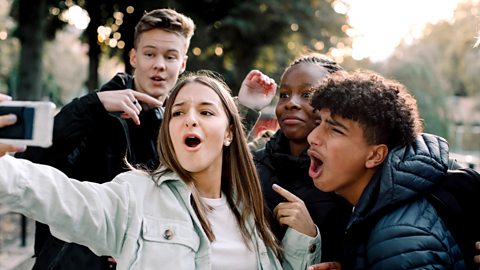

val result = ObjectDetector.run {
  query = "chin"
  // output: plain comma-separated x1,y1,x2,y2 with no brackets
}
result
313,180,331,193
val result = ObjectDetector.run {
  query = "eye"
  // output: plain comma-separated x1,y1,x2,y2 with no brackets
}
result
332,128,344,134
144,52,154,58
172,110,183,117
279,92,289,99
302,91,313,99
314,119,321,126
166,54,178,60
201,110,214,116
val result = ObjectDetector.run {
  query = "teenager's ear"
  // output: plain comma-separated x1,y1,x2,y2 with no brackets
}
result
129,49,137,68
365,144,388,168
180,55,188,74
224,125,233,146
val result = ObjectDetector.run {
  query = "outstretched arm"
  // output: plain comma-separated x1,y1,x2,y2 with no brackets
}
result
0,155,132,257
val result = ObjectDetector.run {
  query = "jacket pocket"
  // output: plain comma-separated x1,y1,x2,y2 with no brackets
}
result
142,216,200,252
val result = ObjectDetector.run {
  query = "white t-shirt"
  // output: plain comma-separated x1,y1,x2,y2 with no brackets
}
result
201,194,257,270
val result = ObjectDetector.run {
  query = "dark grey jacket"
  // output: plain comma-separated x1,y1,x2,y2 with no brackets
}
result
343,133,465,269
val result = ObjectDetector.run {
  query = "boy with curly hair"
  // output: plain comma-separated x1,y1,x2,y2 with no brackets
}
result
306,70,466,269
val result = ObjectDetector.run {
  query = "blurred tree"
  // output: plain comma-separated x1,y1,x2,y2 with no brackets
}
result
168,0,350,92
10,0,49,100
368,0,480,142
10,0,349,98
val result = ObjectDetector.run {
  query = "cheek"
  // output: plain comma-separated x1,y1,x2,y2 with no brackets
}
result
275,103,284,119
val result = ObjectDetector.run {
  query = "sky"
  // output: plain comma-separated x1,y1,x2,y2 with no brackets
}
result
343,0,461,61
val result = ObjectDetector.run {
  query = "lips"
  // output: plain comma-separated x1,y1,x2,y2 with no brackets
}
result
281,115,304,125
150,75,166,86
182,133,202,150
151,75,165,82
307,149,324,179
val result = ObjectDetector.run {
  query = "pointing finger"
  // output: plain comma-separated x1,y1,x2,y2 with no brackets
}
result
272,184,301,202
132,91,163,107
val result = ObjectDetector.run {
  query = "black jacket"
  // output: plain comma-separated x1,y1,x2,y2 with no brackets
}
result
18,73,163,270
254,130,352,263
342,134,465,269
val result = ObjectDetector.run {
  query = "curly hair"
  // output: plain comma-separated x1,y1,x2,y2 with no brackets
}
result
310,70,424,149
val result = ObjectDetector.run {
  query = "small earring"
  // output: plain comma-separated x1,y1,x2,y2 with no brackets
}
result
224,140,231,146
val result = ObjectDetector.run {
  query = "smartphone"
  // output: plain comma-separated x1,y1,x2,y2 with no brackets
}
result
0,101,56,147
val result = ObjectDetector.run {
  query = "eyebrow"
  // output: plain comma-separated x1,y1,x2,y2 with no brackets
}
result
172,100,218,108
325,117,348,131
141,45,180,53
280,82,315,90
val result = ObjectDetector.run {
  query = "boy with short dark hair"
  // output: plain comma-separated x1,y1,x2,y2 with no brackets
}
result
20,8,275,270
306,70,466,269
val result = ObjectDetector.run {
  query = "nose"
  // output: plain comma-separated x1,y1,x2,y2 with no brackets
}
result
184,114,198,127
153,57,166,71
285,95,301,110
307,125,322,146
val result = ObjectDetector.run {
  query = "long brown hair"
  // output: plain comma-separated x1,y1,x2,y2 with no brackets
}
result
152,70,281,256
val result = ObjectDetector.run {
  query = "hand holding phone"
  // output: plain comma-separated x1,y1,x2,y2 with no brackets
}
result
0,101,56,147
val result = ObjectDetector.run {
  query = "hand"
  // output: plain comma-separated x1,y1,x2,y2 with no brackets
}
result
475,241,480,264
308,261,342,270
272,183,317,237
0,94,27,156
238,70,276,111
97,90,163,125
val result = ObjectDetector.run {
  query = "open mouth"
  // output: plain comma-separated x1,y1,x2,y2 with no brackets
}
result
310,156,323,173
307,149,324,178
185,136,201,148
151,75,164,82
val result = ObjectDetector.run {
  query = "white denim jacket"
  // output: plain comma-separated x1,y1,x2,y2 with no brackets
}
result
0,155,321,270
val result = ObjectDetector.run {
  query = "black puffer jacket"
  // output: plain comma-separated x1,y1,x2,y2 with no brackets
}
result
18,73,163,270
343,133,465,269
254,130,352,262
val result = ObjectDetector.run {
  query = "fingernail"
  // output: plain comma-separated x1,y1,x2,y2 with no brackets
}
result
272,184,278,189
6,114,17,123
15,145,27,152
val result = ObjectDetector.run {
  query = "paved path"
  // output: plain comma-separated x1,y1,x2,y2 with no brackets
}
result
0,240,34,270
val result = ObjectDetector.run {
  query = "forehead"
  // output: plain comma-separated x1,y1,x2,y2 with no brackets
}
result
137,28,187,52
174,82,223,106
281,63,329,87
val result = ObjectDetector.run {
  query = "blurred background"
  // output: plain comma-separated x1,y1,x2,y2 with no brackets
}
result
1,0,480,267
1,0,480,160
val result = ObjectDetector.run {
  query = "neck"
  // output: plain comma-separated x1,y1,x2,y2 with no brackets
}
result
192,169,222,199
289,140,308,157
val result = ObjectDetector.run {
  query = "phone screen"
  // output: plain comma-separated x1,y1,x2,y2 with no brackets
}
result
0,106,35,139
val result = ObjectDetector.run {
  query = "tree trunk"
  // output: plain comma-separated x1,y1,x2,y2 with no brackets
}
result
16,0,47,100
85,0,101,92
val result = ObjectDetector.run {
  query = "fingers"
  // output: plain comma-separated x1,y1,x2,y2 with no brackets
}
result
132,91,163,107
308,262,342,270
98,90,148,125
0,94,26,156
273,183,301,202
0,114,17,128
0,94,16,128
0,94,12,102
0,144,26,157
475,241,480,264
